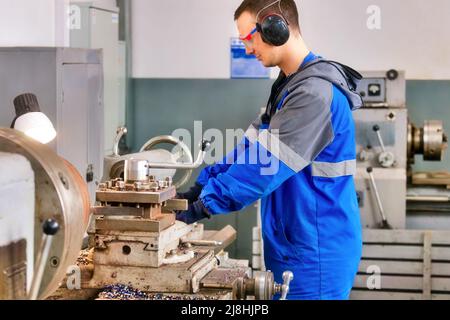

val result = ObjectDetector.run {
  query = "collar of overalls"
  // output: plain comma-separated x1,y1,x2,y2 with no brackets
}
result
261,51,318,126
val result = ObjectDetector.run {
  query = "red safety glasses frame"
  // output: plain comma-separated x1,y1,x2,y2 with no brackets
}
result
239,27,258,47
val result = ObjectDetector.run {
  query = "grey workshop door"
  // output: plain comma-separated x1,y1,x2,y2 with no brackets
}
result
59,63,103,202
90,7,121,154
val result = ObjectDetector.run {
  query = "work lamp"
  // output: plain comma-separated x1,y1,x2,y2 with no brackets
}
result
11,93,56,144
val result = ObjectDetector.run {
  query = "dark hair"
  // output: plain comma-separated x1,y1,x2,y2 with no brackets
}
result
234,0,301,33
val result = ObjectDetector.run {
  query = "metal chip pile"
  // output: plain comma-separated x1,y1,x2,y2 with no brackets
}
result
97,284,149,300
97,284,219,300
145,293,216,301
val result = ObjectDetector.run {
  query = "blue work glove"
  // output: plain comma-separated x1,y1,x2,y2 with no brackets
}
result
176,182,203,204
176,199,211,224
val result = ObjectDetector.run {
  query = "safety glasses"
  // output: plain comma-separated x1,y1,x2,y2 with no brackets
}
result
239,27,258,48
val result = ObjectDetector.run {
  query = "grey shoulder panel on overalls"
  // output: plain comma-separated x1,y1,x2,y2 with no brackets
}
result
269,76,335,168
287,59,364,111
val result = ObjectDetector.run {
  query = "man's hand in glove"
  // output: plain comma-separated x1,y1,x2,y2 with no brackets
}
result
176,199,211,224
176,183,203,205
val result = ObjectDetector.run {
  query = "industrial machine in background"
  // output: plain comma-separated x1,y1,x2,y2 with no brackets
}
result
351,70,450,300
354,70,448,229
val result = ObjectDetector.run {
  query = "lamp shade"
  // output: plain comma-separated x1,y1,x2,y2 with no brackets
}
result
11,93,56,144
14,112,57,144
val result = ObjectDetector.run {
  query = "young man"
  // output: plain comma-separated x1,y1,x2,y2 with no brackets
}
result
177,0,363,300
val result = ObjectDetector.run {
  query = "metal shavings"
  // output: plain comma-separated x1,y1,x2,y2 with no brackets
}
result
97,284,149,300
145,293,216,301
97,284,219,300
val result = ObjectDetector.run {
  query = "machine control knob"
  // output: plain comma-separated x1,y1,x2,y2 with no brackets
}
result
43,219,60,236
279,271,294,300
359,149,370,162
29,219,60,299
386,69,399,81
201,140,212,152
378,151,395,168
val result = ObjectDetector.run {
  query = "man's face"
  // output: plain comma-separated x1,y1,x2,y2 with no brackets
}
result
236,11,280,68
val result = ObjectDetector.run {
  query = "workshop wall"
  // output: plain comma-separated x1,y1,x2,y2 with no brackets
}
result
132,0,450,80
0,0,70,47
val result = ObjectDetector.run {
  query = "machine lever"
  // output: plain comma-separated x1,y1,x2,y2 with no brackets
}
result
146,139,211,170
113,126,128,157
28,219,60,300
373,125,395,168
373,125,386,152
182,239,223,246
366,167,390,229
279,271,294,300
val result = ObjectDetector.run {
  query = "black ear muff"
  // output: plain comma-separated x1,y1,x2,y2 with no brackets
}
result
257,14,290,47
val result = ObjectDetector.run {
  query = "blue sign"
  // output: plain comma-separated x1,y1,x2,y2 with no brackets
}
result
230,38,270,79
